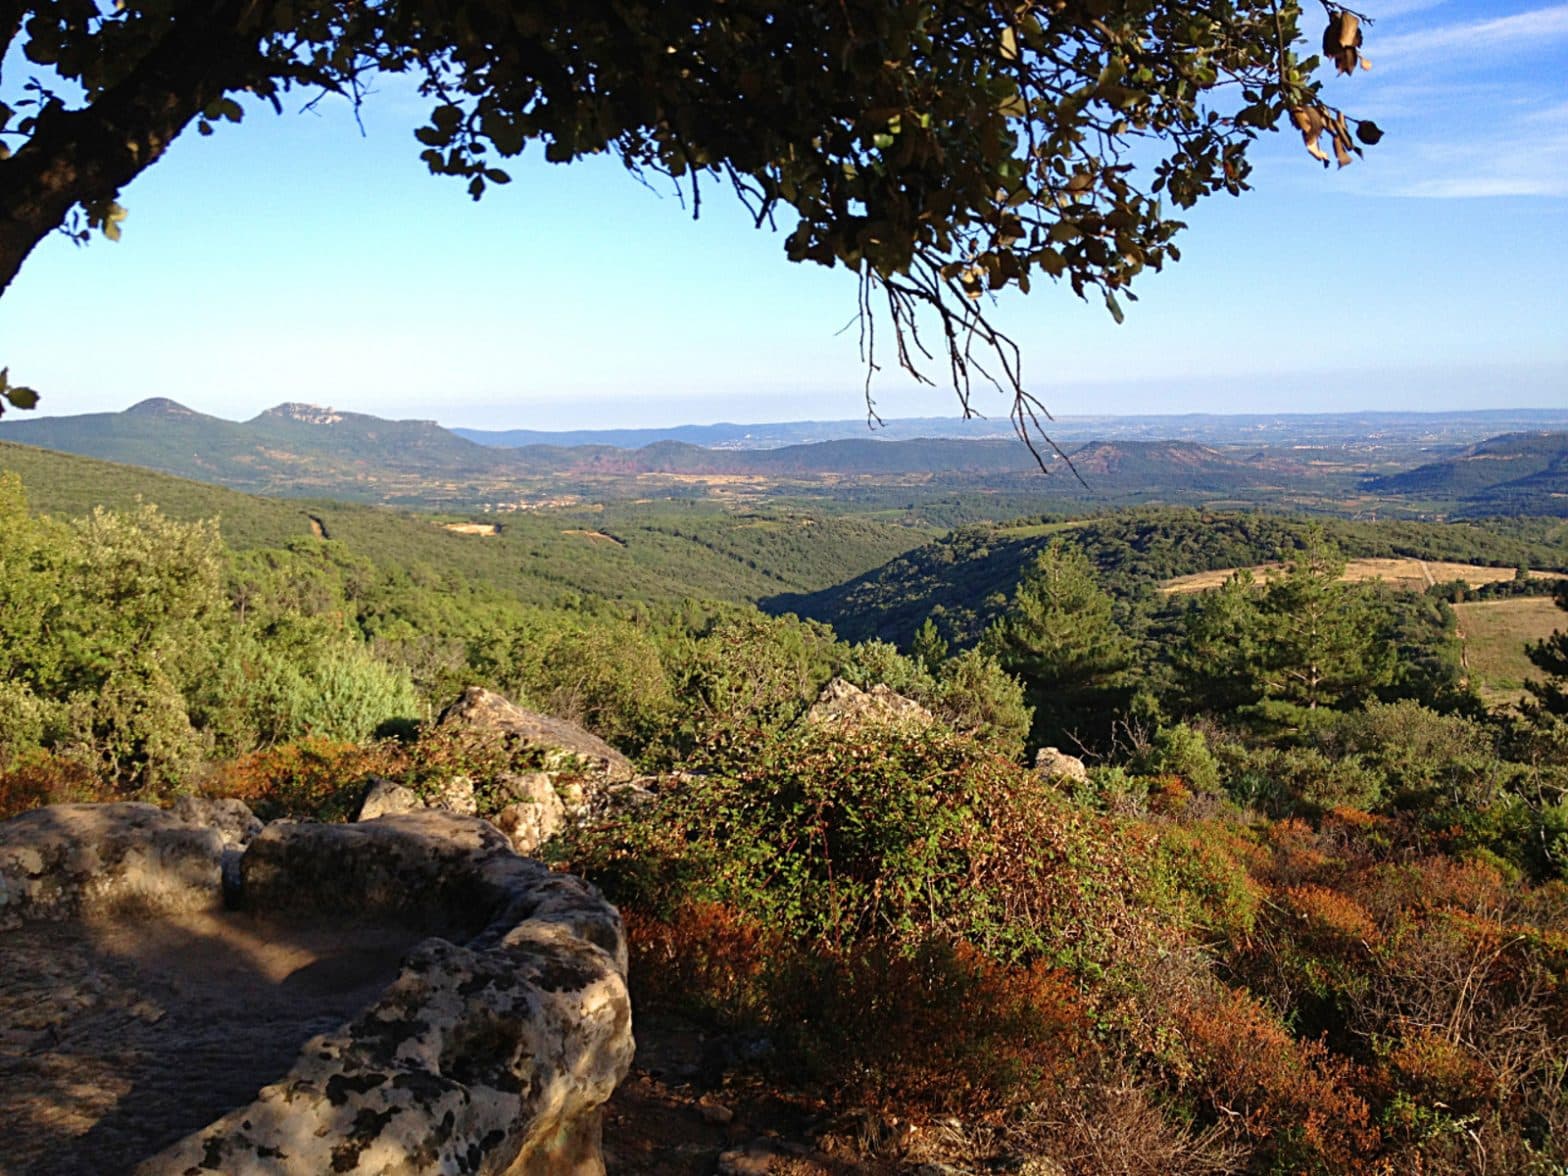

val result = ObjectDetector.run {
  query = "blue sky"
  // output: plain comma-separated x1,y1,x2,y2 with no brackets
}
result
1,0,1564,429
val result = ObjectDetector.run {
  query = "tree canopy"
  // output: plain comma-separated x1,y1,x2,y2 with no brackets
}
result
0,0,1376,420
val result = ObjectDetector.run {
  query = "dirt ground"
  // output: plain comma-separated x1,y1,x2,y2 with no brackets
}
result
603,1014,901,1175
3,913,925,1176
0,909,435,1176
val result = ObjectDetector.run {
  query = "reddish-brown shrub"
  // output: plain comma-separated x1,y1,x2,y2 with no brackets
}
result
622,901,781,1023
1281,883,1383,951
1174,981,1378,1169
0,750,105,818
204,737,398,820
767,936,1092,1117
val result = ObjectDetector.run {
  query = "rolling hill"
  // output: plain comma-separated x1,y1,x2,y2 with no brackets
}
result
767,508,1568,648
7,401,1568,518
0,441,934,607
1365,432,1568,516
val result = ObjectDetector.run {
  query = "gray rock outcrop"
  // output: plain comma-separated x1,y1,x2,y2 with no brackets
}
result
491,772,567,856
148,811,632,1175
1,801,633,1175
805,678,934,730
437,686,635,782
357,777,422,821
1034,746,1089,783
0,803,224,930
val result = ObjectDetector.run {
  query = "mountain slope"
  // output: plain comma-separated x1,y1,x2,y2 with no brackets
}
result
1365,432,1568,510
0,398,529,499
0,441,933,606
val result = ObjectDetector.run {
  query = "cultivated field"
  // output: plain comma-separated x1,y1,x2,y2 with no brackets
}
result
1454,597,1566,706
1162,558,1566,595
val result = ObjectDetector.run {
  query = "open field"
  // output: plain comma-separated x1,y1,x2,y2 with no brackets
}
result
1162,558,1566,595
1454,597,1567,706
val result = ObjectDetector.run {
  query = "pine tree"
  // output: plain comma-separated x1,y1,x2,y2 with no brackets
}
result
1524,587,1568,719
983,542,1132,752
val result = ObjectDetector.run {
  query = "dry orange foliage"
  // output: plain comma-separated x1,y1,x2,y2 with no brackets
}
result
1281,883,1382,950
1175,982,1379,1169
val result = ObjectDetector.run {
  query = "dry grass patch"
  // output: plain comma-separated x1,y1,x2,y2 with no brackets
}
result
1454,596,1567,705
442,522,499,536
1162,559,1564,596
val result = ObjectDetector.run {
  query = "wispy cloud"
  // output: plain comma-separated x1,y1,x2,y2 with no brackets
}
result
1372,4,1568,61
1318,5,1568,197
1377,101,1568,197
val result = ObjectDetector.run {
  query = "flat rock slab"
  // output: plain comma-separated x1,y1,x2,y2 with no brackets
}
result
0,908,444,1176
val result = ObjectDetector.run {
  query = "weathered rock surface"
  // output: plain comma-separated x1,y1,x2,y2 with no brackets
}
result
1034,746,1089,783
168,795,264,849
357,776,422,821
805,678,934,730
432,773,478,816
0,803,223,930
492,772,567,856
1,803,634,1175
146,811,633,1175
438,686,636,782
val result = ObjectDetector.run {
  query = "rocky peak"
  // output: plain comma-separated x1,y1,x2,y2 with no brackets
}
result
262,402,344,425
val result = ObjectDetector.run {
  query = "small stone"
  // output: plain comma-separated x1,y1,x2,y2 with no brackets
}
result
355,778,421,821
432,774,477,816
698,1099,735,1125
716,1145,775,1175
1033,746,1088,783
491,774,566,856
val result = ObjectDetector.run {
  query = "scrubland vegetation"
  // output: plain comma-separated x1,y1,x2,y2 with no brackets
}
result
3,465,1568,1173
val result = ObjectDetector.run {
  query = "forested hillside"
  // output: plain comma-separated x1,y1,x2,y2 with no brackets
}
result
4,460,1568,1174
0,445,934,605
1366,432,1568,516
776,508,1568,647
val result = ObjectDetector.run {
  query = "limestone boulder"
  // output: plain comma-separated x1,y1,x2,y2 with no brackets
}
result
168,796,263,849
144,811,633,1174
437,687,635,783
1034,746,1089,784
2,804,633,1174
492,772,566,856
0,803,223,930
357,777,422,821
805,678,934,731
432,773,478,816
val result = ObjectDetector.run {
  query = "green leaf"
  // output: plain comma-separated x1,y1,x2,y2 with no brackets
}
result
1105,291,1124,324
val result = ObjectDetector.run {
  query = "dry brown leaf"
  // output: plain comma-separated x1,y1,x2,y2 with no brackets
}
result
1291,106,1331,165
1323,11,1365,75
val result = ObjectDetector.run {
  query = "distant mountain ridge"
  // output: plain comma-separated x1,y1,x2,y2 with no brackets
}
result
457,408,1568,451
0,397,1297,491
1365,432,1568,515
4,399,1568,515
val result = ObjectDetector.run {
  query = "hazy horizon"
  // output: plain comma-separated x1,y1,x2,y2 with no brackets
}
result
8,391,1567,436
